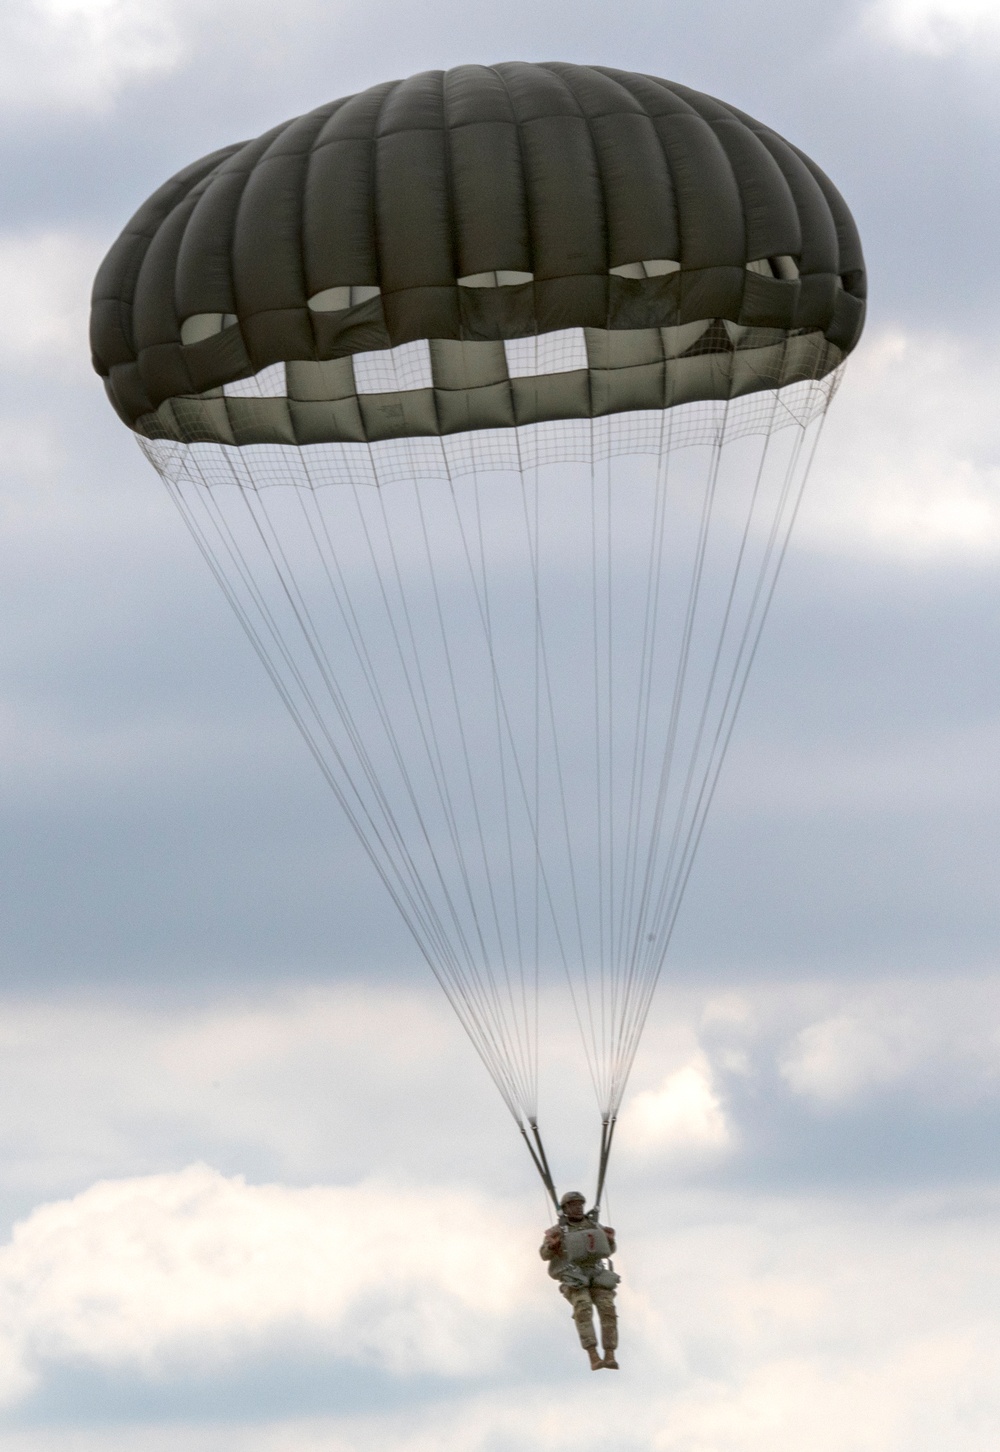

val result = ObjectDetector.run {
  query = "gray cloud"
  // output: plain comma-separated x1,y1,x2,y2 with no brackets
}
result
1,1,999,1441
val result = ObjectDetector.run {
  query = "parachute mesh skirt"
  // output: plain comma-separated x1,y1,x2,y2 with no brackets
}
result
139,359,842,1148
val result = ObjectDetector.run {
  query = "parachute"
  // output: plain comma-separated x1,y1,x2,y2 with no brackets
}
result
90,63,865,1209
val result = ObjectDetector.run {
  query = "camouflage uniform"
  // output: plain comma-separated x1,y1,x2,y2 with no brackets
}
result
540,1212,619,1353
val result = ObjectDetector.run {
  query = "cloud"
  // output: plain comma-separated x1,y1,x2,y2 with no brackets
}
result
0,978,999,1436
779,1011,925,1102
2,1165,1000,1449
618,1061,732,1157
800,327,1000,560
767,980,1000,1108
866,0,1000,54
0,1164,536,1405
5,976,1000,1231
0,230,105,375
0,0,183,114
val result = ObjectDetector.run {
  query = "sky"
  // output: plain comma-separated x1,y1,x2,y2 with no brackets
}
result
2,0,1000,1447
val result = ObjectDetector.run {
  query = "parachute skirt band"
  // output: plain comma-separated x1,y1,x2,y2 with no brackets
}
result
132,322,843,457
139,356,842,493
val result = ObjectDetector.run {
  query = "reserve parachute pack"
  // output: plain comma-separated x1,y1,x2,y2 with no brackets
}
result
562,1223,613,1264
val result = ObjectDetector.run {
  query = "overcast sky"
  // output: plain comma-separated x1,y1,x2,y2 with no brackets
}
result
2,1,1000,1448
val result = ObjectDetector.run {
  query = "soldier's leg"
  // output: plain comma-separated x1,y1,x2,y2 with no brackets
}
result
592,1287,618,1367
561,1285,602,1368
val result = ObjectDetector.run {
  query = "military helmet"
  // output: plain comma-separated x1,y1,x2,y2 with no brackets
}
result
559,1190,587,1208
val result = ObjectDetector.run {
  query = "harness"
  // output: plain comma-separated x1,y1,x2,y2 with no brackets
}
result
548,1216,620,1290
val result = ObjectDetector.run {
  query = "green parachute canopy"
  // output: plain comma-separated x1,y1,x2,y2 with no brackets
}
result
91,65,865,1210
91,63,864,447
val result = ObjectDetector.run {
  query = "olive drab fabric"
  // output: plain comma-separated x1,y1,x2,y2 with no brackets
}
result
563,1224,614,1263
90,63,866,447
541,1216,620,1289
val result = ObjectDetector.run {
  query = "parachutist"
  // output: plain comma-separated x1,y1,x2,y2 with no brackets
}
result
541,1190,620,1369
93,64,865,1248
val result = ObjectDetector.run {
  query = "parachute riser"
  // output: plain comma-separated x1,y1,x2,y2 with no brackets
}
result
517,1115,617,1220
591,1115,617,1219
520,1119,560,1213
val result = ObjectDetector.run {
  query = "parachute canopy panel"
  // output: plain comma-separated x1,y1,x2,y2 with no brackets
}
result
90,63,866,445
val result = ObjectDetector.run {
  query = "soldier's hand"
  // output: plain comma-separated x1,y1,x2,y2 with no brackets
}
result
602,1226,615,1238
544,1227,562,1247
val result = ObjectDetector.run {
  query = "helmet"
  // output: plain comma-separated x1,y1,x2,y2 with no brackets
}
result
559,1190,586,1208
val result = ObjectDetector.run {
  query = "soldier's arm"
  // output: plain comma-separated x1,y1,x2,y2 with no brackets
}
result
539,1225,562,1260
603,1226,616,1253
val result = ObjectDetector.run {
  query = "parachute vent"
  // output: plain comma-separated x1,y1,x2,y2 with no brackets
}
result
180,314,237,345
457,271,534,288
223,362,286,399
308,285,382,312
609,260,681,279
746,256,800,281
504,329,589,378
353,339,433,395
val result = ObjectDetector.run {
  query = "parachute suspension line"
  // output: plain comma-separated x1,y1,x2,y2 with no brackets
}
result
290,480,482,981
352,513,533,1114
240,477,467,948
531,455,542,1108
520,1118,559,1212
156,467,462,993
589,430,605,1100
615,413,674,1091
358,463,539,1116
445,454,539,1114
586,433,607,1103
340,471,518,1070
243,470,528,1087
429,445,570,1121
604,440,618,1109
465,465,532,1090
514,439,604,1112
164,451,535,1128
605,382,836,1114
605,404,734,1113
295,465,542,1115
641,391,788,942
238,477,516,1075
652,399,832,955
152,369,839,1170
622,392,787,1040
406,473,536,1111
588,426,620,1111
646,406,808,953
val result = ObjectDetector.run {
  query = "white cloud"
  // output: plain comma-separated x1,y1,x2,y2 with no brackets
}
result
0,981,997,1440
618,1061,731,1156
0,231,105,376
0,985,517,1205
801,328,1000,560
780,1010,925,1102
5,977,1000,1227
1,1171,1000,1450
0,0,183,113
771,978,1000,1107
0,1164,536,1403
866,0,1000,54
